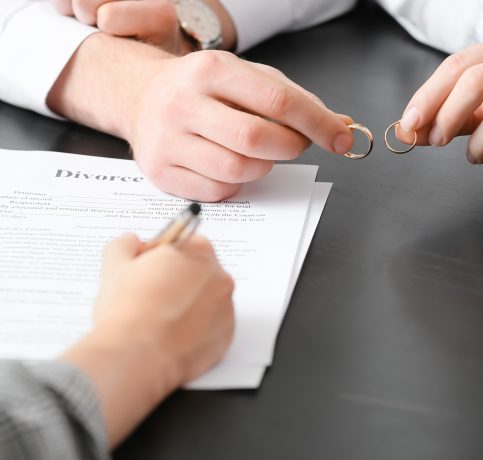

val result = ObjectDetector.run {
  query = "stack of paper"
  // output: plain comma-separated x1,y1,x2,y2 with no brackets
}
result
0,149,331,389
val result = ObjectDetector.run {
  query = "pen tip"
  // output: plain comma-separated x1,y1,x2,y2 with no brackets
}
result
189,202,201,216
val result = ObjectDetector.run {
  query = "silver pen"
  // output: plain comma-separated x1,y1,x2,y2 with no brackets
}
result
143,202,201,251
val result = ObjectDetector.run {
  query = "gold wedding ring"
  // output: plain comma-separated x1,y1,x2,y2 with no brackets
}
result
384,120,418,154
344,123,374,160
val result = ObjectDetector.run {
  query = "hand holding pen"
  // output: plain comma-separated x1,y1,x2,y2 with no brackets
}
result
68,203,234,447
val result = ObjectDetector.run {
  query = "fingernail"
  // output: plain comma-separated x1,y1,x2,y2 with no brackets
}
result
429,125,444,147
332,133,353,154
467,150,478,165
401,107,420,132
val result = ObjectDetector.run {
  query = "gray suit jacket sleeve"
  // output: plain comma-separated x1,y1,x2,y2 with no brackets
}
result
0,360,110,460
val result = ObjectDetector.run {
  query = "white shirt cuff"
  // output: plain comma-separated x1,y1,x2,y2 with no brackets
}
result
0,2,97,119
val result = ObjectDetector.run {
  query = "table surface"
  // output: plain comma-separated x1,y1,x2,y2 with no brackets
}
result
2,2,483,459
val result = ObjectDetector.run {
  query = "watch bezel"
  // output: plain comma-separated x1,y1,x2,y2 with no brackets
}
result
175,0,223,50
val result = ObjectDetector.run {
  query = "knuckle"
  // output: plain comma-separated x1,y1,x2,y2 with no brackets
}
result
72,0,89,14
235,122,262,153
271,67,287,80
72,0,97,24
204,182,240,203
185,51,222,81
152,2,177,27
150,1,166,21
307,117,326,141
263,85,291,118
138,145,170,175
461,67,483,93
258,63,285,79
306,91,325,108
205,184,230,202
220,155,246,183
140,5,177,42
441,51,471,77
145,159,172,192
96,4,115,30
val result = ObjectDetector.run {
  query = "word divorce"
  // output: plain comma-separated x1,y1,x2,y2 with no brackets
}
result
55,169,144,183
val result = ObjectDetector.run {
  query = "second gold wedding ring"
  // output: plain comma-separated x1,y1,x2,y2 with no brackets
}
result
384,120,418,154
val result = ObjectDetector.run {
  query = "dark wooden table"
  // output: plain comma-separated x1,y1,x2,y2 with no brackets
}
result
2,2,483,459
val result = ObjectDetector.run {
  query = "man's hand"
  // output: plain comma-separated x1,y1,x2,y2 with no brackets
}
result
52,0,182,53
51,0,237,54
63,233,234,447
127,51,353,201
398,43,483,165
48,34,354,202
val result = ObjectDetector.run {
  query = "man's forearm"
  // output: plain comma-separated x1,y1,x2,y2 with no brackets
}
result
47,33,172,139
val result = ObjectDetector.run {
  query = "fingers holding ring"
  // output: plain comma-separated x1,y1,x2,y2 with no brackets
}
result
385,120,417,154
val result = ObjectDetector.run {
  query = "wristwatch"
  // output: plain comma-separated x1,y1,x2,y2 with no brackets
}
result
173,0,223,50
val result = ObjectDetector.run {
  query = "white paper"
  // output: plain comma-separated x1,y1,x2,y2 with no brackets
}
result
186,363,266,390
0,149,323,388
187,182,332,389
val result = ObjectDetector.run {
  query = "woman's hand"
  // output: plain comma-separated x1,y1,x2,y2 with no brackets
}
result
398,43,483,164
62,233,234,447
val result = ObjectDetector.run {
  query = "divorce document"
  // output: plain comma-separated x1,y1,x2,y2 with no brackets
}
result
0,149,331,389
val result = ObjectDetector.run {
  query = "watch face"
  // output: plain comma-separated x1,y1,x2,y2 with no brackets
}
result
176,0,221,45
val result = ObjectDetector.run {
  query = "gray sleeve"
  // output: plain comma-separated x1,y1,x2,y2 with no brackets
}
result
0,360,111,460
